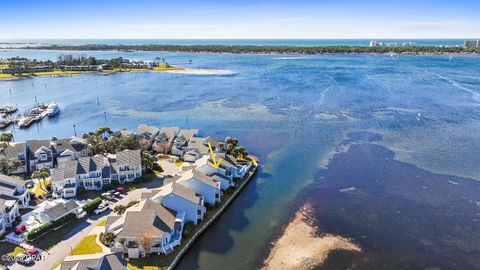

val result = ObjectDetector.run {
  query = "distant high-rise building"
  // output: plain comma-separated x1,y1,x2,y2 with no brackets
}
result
369,40,377,47
464,40,480,48
57,53,87,62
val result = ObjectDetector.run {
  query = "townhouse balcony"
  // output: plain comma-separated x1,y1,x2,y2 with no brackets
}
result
64,183,77,189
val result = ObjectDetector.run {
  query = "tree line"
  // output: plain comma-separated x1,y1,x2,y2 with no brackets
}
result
19,44,480,54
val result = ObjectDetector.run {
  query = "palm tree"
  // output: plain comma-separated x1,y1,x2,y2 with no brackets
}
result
0,133,13,143
31,167,50,193
114,205,127,215
103,230,117,246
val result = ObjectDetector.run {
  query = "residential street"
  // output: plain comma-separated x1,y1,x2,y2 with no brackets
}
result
10,178,163,270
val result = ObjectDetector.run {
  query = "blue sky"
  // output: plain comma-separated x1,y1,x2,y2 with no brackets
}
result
1,0,479,39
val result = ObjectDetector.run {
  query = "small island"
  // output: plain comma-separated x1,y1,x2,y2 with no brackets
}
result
15,43,480,55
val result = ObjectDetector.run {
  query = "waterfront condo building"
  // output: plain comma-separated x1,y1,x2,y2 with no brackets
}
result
106,199,185,258
0,174,30,234
51,149,142,198
464,39,480,48
143,182,206,225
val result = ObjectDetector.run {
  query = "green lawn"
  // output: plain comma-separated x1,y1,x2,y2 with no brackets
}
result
174,160,183,167
71,234,102,255
0,242,24,256
30,178,51,196
97,219,107,226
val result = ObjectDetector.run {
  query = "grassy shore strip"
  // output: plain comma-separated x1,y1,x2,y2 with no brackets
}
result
17,44,480,54
127,161,258,270
0,66,185,80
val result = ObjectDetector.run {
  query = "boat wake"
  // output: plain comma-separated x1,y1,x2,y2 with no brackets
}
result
427,71,480,103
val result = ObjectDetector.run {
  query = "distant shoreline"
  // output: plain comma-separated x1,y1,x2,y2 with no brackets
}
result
10,44,480,55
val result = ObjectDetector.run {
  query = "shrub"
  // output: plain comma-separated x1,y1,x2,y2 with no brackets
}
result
102,183,115,191
152,163,163,172
52,213,76,226
77,186,86,195
27,213,76,240
82,197,102,214
28,222,53,240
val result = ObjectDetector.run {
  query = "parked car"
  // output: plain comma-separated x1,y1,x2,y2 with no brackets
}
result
14,224,26,235
101,192,114,200
114,191,121,197
115,187,126,193
23,249,39,255
15,254,33,266
94,204,108,215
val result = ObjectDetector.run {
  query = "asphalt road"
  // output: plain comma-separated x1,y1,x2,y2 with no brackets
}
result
10,177,163,270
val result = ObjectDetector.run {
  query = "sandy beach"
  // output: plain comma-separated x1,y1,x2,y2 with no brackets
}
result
261,203,361,270
163,68,234,75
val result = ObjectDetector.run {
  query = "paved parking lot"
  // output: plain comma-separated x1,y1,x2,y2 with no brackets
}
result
9,177,164,270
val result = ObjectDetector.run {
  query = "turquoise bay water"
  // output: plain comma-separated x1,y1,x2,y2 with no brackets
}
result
1,50,480,269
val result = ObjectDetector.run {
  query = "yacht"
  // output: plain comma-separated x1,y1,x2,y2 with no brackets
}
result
46,102,60,117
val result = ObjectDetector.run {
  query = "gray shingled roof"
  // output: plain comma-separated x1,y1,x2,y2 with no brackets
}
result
77,156,105,174
105,215,121,230
177,129,198,140
98,253,127,270
137,124,159,137
60,257,101,270
210,153,238,168
117,208,176,239
115,149,141,166
0,174,25,192
51,160,78,183
44,200,80,220
55,138,87,153
172,183,201,204
192,170,219,188
1,143,26,160
26,139,51,154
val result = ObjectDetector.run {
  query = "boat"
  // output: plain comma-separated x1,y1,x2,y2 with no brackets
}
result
17,117,34,128
0,105,18,114
46,102,60,117
0,119,13,129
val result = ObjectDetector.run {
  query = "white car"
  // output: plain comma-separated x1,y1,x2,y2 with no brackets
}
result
94,204,108,215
